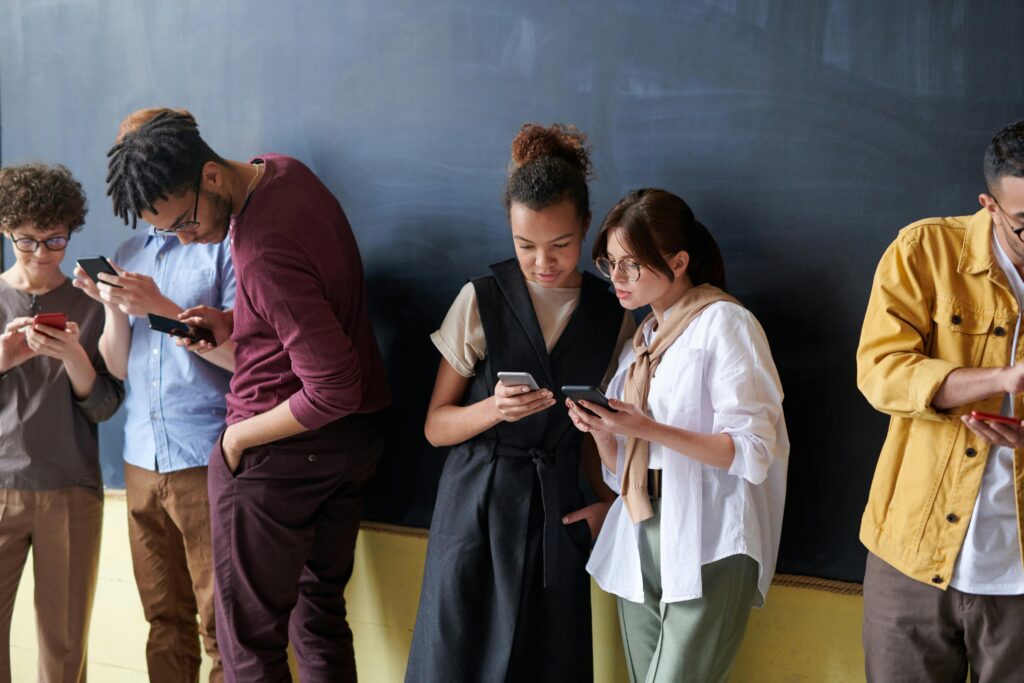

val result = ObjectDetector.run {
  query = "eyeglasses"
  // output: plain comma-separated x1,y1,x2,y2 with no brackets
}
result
595,256,644,282
8,233,70,252
154,175,201,235
992,196,1024,235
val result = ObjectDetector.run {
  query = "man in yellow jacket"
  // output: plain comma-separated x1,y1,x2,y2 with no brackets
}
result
857,120,1024,681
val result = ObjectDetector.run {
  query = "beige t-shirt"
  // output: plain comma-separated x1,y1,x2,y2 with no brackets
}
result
431,279,636,385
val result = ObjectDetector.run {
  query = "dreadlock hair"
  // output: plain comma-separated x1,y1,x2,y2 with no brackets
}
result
984,120,1024,196
106,110,223,228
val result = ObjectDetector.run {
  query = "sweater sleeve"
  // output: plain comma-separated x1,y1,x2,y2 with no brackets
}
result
247,248,363,429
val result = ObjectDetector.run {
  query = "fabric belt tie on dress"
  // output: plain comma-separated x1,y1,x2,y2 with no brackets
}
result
493,443,561,588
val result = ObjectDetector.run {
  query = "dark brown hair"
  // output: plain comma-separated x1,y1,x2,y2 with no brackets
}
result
984,120,1024,195
0,163,88,233
593,188,726,289
503,123,592,220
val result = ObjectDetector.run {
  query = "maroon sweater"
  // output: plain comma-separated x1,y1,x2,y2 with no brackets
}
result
227,154,390,429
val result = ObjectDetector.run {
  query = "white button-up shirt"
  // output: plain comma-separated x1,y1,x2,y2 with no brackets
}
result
587,301,789,605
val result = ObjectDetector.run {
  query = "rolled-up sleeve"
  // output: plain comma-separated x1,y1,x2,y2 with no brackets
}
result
706,308,786,486
856,232,954,421
75,355,125,423
601,440,626,494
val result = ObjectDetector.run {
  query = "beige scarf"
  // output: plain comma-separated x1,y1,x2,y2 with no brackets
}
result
620,283,741,523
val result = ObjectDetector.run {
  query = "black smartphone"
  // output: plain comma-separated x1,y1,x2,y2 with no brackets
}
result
77,256,123,288
147,313,217,345
561,385,618,416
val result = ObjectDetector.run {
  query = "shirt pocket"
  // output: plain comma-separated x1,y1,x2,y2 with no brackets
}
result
650,347,704,430
930,299,994,369
169,268,217,310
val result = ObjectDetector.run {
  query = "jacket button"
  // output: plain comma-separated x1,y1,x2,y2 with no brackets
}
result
932,575,944,584
946,513,959,523
965,447,977,457
995,326,1007,337
308,454,317,463
951,314,962,325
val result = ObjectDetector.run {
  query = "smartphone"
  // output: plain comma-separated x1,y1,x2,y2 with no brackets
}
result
33,312,67,330
969,410,1020,426
561,385,617,416
497,371,540,391
77,256,123,288
147,313,217,345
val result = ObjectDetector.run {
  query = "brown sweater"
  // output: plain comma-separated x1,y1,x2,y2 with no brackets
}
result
0,278,124,497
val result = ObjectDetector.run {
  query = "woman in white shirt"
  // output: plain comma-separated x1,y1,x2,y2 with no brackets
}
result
567,188,789,683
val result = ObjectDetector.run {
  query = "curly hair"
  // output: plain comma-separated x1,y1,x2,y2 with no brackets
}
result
503,123,593,219
0,163,88,233
985,120,1024,194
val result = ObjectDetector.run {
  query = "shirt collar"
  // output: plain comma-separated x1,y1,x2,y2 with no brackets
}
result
958,208,996,275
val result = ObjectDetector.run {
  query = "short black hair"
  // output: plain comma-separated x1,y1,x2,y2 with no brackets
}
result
106,110,222,228
984,120,1024,195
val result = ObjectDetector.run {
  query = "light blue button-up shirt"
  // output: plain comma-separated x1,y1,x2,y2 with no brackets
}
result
116,231,235,473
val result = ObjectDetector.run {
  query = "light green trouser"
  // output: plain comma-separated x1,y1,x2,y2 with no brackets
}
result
617,501,759,683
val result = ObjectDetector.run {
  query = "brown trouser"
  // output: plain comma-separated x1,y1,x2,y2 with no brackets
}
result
863,552,1024,683
126,463,221,683
0,487,102,683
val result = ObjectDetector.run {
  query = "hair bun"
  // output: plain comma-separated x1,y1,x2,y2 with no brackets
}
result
510,123,592,177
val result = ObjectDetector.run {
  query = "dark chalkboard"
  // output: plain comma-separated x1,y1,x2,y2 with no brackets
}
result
2,1,1022,583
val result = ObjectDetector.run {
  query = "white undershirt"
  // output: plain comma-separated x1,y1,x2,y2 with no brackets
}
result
949,230,1024,594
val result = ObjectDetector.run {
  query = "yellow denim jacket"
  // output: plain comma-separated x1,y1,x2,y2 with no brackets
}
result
857,209,1024,588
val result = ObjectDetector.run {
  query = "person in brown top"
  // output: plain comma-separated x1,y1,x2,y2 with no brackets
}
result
0,163,124,682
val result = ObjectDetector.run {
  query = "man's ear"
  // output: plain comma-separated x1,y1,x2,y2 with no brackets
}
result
979,192,998,215
200,161,224,191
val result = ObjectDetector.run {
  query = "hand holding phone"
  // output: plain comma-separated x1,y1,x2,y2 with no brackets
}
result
76,256,123,289
497,371,540,391
147,313,217,345
32,313,67,330
561,385,618,417
969,410,1021,426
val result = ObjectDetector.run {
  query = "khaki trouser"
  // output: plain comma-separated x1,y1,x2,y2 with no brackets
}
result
617,500,758,683
0,487,103,683
125,463,221,683
863,552,1024,683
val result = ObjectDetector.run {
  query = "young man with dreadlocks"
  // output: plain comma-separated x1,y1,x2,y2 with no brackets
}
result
74,108,235,683
106,110,391,683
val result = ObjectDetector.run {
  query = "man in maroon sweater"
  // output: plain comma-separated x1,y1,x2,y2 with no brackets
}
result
105,111,391,683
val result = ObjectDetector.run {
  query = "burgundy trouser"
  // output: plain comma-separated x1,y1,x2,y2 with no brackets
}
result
208,413,384,683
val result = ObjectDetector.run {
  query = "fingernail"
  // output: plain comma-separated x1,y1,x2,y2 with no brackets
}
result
562,517,569,524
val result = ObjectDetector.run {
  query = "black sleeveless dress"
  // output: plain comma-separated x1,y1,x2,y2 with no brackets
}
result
406,259,623,683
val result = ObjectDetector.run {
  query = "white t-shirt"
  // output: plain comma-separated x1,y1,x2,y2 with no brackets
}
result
588,301,789,606
949,231,1024,594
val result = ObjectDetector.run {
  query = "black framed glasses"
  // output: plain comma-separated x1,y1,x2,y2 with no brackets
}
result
8,233,70,252
595,256,644,282
154,175,201,235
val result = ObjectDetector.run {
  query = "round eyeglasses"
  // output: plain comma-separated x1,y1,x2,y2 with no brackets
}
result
8,234,70,253
595,256,643,282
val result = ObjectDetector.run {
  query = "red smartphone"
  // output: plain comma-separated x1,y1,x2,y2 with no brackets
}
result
969,410,1020,426
33,312,67,330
